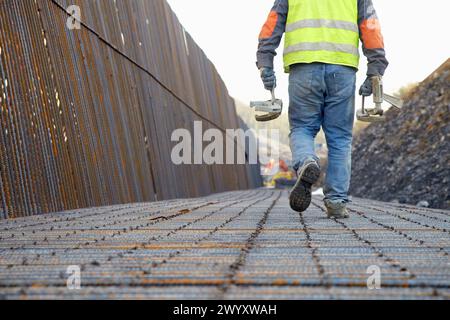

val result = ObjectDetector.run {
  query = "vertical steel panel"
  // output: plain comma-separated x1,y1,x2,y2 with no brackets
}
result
0,0,261,218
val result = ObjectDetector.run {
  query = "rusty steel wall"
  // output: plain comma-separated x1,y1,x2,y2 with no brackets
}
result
0,0,261,219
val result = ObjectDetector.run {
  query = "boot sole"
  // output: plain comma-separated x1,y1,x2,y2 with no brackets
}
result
289,163,321,212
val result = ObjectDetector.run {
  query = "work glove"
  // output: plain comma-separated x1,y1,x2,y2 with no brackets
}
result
359,77,374,96
260,67,276,91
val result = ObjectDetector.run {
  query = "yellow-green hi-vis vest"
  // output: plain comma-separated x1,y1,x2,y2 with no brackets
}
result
284,0,360,73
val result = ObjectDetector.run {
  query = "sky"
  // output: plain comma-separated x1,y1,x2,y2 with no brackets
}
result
166,0,450,106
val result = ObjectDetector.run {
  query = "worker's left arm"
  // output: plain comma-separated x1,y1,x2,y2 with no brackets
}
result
358,0,389,76
256,0,288,69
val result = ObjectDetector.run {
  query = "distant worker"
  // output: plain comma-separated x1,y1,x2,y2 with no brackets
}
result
257,0,388,218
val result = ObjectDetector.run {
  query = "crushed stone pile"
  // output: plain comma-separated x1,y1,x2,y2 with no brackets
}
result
350,59,450,209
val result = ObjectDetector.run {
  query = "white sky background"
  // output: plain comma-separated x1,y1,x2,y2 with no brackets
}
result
167,0,450,107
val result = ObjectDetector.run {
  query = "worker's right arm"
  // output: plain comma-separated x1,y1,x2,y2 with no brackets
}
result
358,0,389,76
256,0,288,70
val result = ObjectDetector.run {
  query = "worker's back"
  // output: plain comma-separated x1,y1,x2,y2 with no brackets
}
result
284,0,360,72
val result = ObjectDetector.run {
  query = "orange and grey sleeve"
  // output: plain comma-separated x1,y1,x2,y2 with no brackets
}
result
256,0,288,69
358,0,389,76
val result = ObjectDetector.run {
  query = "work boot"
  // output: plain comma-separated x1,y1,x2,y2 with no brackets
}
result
289,161,321,212
324,200,349,219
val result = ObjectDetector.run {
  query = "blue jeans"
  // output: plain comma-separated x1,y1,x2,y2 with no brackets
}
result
288,63,356,203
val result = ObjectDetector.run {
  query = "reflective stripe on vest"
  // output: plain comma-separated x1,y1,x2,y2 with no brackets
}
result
286,19,358,34
284,42,359,57
284,0,360,73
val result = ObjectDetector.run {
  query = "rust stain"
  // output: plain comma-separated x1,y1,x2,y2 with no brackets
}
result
271,279,289,286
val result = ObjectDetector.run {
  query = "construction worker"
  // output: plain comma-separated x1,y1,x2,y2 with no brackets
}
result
257,0,388,218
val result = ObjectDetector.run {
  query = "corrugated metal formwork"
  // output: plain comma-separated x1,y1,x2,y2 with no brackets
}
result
0,0,261,218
